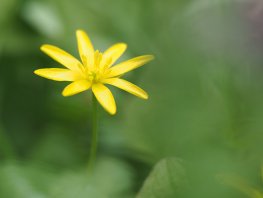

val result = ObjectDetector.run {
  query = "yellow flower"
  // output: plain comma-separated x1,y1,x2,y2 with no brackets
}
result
34,30,154,115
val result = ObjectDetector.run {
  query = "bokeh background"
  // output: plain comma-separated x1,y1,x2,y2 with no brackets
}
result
1,0,263,197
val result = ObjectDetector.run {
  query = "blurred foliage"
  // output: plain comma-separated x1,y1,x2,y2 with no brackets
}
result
1,0,263,197
137,157,187,198
0,157,133,198
218,172,263,198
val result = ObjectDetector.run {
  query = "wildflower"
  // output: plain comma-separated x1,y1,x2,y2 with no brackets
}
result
34,30,154,114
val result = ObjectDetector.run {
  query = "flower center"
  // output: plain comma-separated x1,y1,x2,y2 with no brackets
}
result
88,71,100,83
81,50,113,84
83,50,105,83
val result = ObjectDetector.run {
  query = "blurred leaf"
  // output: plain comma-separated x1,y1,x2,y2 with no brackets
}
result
0,0,16,27
0,157,134,198
92,157,134,197
29,125,85,168
48,157,134,198
21,1,64,38
0,126,15,158
0,162,47,198
137,157,187,198
48,172,106,198
218,174,263,198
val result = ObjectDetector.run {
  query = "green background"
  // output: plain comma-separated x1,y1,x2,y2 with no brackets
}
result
1,0,263,197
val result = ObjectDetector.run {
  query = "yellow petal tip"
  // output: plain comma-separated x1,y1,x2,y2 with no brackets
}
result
109,109,117,115
62,88,71,97
34,69,43,76
40,44,48,50
117,43,127,52
106,104,117,115
76,29,86,36
139,93,149,100
62,89,68,97
147,55,155,61
119,42,127,48
143,94,149,100
76,29,84,33
62,91,71,97
40,44,53,53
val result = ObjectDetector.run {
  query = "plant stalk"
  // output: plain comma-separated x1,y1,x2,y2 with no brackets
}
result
88,93,98,171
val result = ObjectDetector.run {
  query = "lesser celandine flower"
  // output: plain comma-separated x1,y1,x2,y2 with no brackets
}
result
34,30,154,115
34,29,154,170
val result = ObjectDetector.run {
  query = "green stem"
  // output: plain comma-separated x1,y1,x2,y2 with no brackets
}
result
88,93,98,171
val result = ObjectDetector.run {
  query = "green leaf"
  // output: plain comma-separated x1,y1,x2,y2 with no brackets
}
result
0,162,47,198
218,174,263,198
48,157,134,198
137,157,187,198
21,1,63,38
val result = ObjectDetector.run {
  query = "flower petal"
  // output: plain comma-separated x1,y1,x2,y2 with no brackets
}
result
100,43,127,69
41,45,84,72
92,83,116,115
62,80,91,97
34,68,82,81
107,55,154,78
103,78,148,99
76,29,94,69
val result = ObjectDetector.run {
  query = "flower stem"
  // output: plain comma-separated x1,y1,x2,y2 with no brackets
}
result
88,93,98,171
